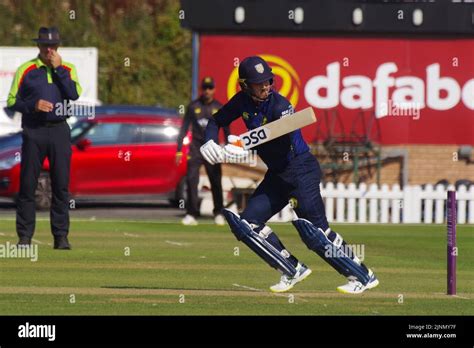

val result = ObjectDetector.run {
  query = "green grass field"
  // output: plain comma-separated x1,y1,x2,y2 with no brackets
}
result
0,219,472,315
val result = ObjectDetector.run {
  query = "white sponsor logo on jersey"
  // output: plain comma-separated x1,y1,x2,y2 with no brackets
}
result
198,118,209,128
281,106,294,117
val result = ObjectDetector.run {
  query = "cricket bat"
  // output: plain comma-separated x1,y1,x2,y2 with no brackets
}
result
238,107,316,150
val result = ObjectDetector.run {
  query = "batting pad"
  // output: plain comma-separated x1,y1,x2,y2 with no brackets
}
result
292,218,370,285
222,209,297,277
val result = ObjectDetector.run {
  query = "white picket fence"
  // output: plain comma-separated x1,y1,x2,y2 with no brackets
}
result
199,176,474,224
270,183,474,224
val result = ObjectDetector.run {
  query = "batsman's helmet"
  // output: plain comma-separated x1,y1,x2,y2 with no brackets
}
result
238,56,274,88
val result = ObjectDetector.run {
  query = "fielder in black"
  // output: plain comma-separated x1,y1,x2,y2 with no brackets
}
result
7,27,81,249
176,77,229,226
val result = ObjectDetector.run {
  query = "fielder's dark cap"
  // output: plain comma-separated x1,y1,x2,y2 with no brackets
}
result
33,27,61,44
201,77,215,89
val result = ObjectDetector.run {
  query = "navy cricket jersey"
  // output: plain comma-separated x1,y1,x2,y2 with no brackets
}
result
206,91,309,172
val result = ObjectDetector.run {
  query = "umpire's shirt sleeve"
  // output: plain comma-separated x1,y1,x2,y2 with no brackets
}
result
54,64,82,101
7,64,37,114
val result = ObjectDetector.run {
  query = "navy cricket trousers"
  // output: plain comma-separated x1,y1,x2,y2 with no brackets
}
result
16,121,72,239
240,151,329,230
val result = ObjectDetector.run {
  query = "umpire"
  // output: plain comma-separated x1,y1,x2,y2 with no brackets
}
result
176,77,229,226
7,27,81,249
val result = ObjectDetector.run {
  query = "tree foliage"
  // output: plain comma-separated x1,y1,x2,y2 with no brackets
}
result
0,0,192,108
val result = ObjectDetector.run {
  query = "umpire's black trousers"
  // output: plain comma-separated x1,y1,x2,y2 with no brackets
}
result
186,143,224,217
16,121,72,239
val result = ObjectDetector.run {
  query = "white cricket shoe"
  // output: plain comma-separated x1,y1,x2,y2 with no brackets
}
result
270,263,312,293
214,214,225,226
181,214,198,226
337,269,379,294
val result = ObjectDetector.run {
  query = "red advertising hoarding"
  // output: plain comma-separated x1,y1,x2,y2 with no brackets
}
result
199,35,474,145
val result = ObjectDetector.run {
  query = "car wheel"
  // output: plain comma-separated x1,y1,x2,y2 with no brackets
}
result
35,172,52,210
169,178,203,212
169,178,187,208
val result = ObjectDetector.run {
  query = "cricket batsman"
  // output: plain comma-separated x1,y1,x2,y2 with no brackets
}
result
200,56,379,294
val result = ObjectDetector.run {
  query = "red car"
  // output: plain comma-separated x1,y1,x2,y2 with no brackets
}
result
0,106,190,209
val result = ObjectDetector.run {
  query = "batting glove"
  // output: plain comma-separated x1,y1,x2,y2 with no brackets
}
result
223,135,250,163
200,139,224,165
